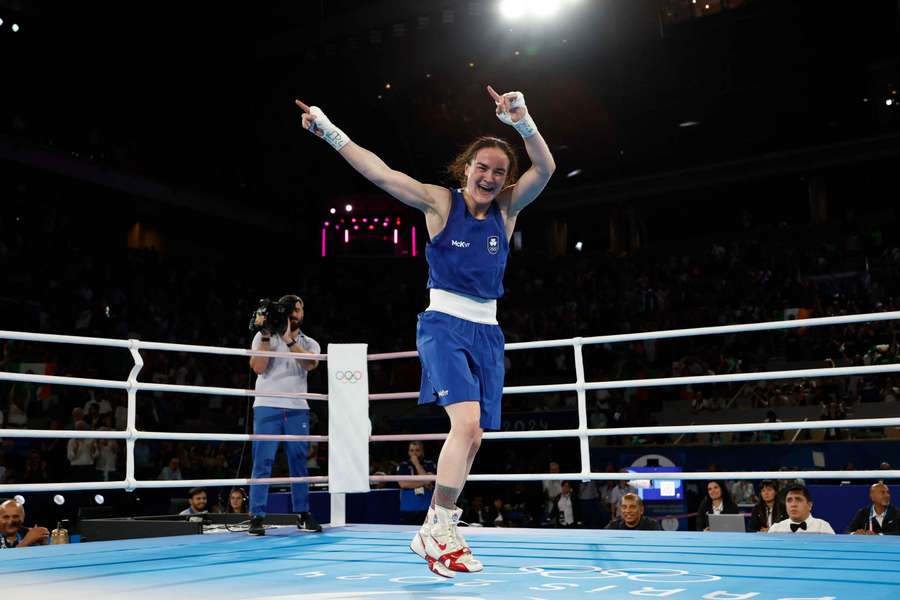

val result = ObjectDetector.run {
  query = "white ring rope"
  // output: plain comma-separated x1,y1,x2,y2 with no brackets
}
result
1,309,899,496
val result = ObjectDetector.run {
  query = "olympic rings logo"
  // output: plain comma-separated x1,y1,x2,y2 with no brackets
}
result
335,370,363,383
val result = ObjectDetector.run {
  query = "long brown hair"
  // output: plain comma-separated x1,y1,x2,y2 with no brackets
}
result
446,136,519,189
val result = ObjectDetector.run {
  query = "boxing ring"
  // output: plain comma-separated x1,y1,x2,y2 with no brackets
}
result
3,310,900,599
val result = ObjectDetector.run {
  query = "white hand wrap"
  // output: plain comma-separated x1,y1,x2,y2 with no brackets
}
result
495,91,538,139
308,106,350,151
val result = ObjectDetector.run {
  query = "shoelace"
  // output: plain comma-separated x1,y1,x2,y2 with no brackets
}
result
450,519,472,551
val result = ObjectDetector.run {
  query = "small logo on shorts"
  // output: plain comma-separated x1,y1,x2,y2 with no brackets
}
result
437,389,449,398
487,235,500,255
451,239,470,248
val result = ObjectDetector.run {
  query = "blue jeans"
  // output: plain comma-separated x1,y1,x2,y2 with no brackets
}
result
250,407,309,516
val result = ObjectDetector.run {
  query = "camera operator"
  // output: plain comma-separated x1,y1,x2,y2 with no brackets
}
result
247,294,322,536
1,498,49,548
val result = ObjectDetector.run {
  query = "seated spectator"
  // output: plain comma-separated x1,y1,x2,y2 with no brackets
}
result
846,482,898,535
748,479,786,532
0,498,49,548
605,493,662,531
226,487,248,514
549,481,580,528
159,457,183,480
179,487,209,516
696,480,740,531
730,479,757,505
485,497,510,527
506,482,538,527
768,484,835,534
821,400,847,440
608,476,637,520
394,441,435,525
463,495,490,527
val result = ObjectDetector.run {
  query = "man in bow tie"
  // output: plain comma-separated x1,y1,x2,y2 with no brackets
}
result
768,484,835,534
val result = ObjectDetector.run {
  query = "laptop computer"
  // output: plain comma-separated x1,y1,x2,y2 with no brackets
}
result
708,513,746,532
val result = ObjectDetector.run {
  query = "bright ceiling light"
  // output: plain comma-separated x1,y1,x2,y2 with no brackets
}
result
499,0,525,20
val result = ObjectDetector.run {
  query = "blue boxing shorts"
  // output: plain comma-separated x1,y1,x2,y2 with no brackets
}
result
416,310,505,430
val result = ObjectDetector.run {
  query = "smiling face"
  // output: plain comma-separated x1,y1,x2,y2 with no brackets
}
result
0,501,24,538
620,494,644,527
708,482,722,502
464,147,510,207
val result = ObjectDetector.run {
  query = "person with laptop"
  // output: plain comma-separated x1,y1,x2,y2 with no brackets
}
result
768,483,835,534
605,493,662,531
696,480,740,531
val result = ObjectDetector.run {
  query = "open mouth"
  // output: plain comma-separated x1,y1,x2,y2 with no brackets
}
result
477,183,494,193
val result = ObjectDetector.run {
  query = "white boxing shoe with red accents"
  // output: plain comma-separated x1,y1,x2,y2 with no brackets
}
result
410,505,483,577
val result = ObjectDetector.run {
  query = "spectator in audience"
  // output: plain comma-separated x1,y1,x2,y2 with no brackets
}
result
66,420,98,482
696,480,740,531
542,461,562,516
505,482,538,527
605,493,662,530
768,484,835,534
609,475,637,520
159,457,183,480
821,400,847,441
395,441,436,525
485,497,509,527
0,498,49,548
179,487,209,516
549,481,580,528
463,495,490,527
226,487,249,514
730,479,757,505
94,436,120,482
577,480,605,529
847,482,898,535
748,479,786,532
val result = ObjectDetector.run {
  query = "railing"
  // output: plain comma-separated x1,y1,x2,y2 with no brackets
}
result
2,309,899,501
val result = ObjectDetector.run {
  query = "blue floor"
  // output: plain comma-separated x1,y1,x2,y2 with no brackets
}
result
5,524,900,599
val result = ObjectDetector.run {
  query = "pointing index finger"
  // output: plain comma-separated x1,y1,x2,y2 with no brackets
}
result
294,99,311,113
486,85,502,102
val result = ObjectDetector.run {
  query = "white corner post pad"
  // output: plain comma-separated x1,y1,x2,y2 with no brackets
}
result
327,343,371,526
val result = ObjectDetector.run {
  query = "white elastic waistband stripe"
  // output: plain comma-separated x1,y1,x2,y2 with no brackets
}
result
426,289,498,325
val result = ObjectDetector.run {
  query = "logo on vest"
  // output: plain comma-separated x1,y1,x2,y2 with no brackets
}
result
487,235,500,255
451,240,470,248
437,389,449,398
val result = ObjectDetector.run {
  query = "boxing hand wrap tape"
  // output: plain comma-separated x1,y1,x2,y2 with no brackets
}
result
309,106,350,151
496,92,538,139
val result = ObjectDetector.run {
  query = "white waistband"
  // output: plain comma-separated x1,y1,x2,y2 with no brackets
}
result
426,288,498,325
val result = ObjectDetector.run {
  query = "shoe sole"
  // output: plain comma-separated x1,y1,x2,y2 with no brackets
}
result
410,533,483,575
411,533,454,578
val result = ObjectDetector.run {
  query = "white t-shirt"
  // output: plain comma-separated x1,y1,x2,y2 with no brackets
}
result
252,331,320,410
768,515,835,534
